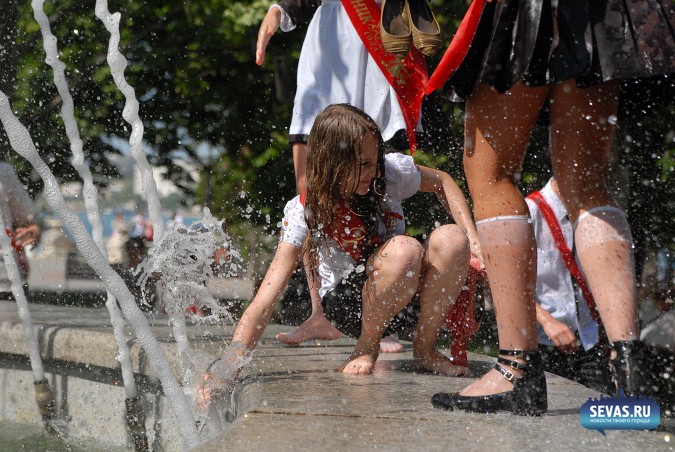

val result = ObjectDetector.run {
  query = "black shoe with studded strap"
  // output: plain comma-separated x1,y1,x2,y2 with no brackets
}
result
609,340,662,397
431,349,548,416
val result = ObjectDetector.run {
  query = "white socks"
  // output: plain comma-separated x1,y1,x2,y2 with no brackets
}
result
574,206,638,341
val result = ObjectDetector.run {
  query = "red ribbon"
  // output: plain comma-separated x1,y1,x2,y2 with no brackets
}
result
527,191,599,322
4,228,29,277
300,191,382,262
425,0,486,94
341,0,428,153
342,0,487,153
445,257,486,367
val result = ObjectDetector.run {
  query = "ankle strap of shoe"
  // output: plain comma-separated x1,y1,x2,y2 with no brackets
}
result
498,349,537,359
494,362,520,382
494,349,540,383
497,356,528,370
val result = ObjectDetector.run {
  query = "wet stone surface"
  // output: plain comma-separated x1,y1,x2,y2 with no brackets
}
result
199,326,674,451
1,302,672,451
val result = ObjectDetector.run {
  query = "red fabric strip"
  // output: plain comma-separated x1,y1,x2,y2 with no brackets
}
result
300,191,382,262
425,0,486,94
341,0,428,153
527,191,599,322
4,227,29,277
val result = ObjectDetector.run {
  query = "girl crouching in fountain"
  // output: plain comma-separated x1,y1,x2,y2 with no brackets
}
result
208,104,482,388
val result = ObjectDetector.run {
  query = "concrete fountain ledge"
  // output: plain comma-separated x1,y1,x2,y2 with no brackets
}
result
1,301,672,451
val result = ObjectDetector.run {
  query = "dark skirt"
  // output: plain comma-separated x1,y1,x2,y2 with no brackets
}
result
321,268,420,340
447,0,675,99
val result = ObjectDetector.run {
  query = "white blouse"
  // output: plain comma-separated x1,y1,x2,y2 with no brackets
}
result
281,153,420,298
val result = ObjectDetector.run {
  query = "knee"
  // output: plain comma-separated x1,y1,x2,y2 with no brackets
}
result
427,225,471,265
378,236,424,271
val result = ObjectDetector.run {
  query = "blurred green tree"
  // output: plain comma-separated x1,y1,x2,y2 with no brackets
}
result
3,0,672,271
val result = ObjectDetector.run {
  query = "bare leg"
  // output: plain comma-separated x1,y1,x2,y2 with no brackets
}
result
549,80,639,342
276,142,342,345
341,236,423,374
293,142,308,195
413,225,471,376
460,82,549,396
275,252,341,344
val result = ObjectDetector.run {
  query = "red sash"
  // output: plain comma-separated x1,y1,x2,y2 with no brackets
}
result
527,191,599,322
4,228,29,277
445,257,486,367
341,0,428,152
425,0,487,94
300,191,382,262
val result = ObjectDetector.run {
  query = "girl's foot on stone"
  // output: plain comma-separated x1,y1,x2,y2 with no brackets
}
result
379,334,404,353
275,314,341,345
340,353,378,375
414,349,470,376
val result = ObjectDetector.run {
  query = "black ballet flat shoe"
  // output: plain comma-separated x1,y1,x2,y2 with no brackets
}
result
432,349,548,416
609,340,659,397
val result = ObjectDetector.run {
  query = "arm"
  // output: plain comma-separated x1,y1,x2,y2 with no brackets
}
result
5,165,40,248
255,6,281,66
418,166,484,266
535,303,579,354
255,0,320,65
198,240,302,410
232,241,303,352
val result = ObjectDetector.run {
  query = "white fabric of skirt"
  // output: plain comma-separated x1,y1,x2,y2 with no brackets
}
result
289,0,416,142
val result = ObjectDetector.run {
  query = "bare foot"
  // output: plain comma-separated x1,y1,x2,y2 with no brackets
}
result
275,314,341,345
339,353,377,375
414,349,470,376
379,334,404,353
459,368,518,396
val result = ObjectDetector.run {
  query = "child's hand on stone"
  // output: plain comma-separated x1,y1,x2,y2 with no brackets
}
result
197,342,252,411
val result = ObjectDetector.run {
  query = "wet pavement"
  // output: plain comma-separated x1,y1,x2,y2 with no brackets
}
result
1,301,673,451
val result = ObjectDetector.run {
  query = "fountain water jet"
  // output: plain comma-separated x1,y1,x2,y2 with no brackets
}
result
93,0,198,399
0,217,57,435
30,1,147,448
1,2,254,447
0,90,200,448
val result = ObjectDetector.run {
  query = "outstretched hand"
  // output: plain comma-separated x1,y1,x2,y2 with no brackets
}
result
255,7,281,66
469,241,485,270
197,342,252,411
197,371,233,412
14,224,41,248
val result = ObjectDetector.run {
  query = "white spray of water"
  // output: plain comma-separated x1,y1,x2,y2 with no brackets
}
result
142,210,233,320
93,0,164,241
0,219,44,381
0,90,199,448
30,0,138,401
91,1,201,394
140,209,236,433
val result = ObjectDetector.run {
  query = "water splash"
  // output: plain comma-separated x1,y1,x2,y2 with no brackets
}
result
139,208,238,427
0,90,200,448
30,0,138,402
191,341,252,440
141,209,236,321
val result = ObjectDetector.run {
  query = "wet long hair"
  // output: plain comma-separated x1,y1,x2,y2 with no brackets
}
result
305,104,387,265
